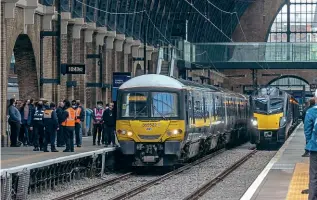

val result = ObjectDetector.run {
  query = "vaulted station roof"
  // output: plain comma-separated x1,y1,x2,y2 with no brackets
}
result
41,0,252,46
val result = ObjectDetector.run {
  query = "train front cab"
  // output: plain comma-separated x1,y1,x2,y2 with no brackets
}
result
116,87,186,166
250,95,291,146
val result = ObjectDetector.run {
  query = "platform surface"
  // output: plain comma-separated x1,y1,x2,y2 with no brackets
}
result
1,136,114,170
240,123,310,200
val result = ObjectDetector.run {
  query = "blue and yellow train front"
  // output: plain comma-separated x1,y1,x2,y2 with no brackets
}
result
250,97,289,145
116,90,186,166
250,112,288,144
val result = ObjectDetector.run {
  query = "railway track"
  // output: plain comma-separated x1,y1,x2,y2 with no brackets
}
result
53,148,226,200
182,149,258,200
52,173,132,200
109,148,226,200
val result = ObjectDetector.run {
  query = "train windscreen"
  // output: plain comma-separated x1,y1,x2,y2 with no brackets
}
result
269,98,284,114
120,92,179,119
254,98,268,114
254,97,284,114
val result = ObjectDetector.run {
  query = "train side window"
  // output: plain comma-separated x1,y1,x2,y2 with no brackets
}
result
185,94,189,125
192,96,195,124
203,97,206,122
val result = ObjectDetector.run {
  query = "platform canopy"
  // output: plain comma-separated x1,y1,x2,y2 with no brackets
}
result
41,0,251,45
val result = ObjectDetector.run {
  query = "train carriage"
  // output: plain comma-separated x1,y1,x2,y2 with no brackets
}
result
116,74,250,166
250,87,300,148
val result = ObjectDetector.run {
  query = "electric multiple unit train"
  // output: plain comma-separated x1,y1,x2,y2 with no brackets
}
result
249,87,300,148
115,74,251,166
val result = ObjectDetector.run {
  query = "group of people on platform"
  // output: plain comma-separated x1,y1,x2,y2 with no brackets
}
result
302,91,317,200
7,98,116,153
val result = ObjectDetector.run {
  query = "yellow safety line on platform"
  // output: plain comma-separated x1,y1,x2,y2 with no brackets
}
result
286,163,309,200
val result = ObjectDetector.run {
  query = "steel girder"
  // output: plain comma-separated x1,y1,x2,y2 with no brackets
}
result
52,0,251,44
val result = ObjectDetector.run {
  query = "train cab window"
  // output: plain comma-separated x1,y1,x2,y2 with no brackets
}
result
269,98,284,114
120,92,149,118
151,92,179,118
254,98,268,113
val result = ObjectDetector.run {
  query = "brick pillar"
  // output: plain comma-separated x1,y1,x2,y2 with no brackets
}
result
128,54,133,75
59,33,69,100
103,49,112,103
0,4,7,141
85,40,96,109
42,37,53,100
65,25,74,100
150,51,158,74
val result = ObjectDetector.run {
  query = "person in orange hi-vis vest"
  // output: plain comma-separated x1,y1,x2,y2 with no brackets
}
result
60,100,76,152
92,101,104,145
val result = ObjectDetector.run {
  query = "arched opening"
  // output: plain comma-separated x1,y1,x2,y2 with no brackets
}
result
266,1,317,61
8,34,39,103
268,75,312,104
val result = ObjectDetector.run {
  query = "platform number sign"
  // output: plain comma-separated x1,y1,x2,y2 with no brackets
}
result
61,64,85,75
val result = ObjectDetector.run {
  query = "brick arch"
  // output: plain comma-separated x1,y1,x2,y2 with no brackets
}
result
12,34,39,100
258,69,317,86
267,75,309,85
232,0,285,42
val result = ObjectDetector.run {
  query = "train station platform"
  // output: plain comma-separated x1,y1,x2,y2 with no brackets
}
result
1,136,114,169
240,123,310,200
0,136,116,199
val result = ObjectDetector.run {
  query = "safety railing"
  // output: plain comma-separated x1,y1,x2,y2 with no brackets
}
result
177,42,317,63
1,148,116,200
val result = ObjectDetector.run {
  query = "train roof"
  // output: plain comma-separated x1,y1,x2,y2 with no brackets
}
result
119,74,248,99
119,74,185,90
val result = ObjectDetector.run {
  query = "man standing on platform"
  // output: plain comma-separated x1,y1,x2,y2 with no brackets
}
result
56,102,65,147
75,100,85,147
304,90,317,200
103,102,116,147
92,101,104,145
303,98,316,157
61,100,76,152
43,102,59,152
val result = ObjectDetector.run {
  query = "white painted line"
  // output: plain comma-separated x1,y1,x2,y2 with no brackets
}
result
239,123,302,200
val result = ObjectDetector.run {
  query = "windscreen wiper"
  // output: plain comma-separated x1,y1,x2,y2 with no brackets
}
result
152,105,166,119
134,105,147,119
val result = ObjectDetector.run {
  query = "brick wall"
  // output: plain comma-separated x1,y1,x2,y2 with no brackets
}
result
232,0,285,42
1,5,42,139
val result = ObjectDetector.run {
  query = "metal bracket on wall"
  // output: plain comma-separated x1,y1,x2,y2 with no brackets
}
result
86,83,102,88
86,54,100,59
66,81,77,88
102,83,111,89
86,45,103,88
40,78,59,84
40,31,58,38
133,57,144,61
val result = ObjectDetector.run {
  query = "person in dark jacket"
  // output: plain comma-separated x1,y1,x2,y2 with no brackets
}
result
20,99,34,146
55,102,65,147
8,98,22,147
30,100,45,151
304,94,317,200
302,98,316,157
74,100,85,147
43,102,59,152
102,103,117,147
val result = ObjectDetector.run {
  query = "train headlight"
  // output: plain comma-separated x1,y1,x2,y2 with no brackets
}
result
127,131,133,136
117,130,127,135
167,129,183,136
251,118,258,126
279,117,287,127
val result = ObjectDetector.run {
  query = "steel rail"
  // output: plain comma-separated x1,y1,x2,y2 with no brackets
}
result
109,148,226,200
182,149,258,200
53,172,132,200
